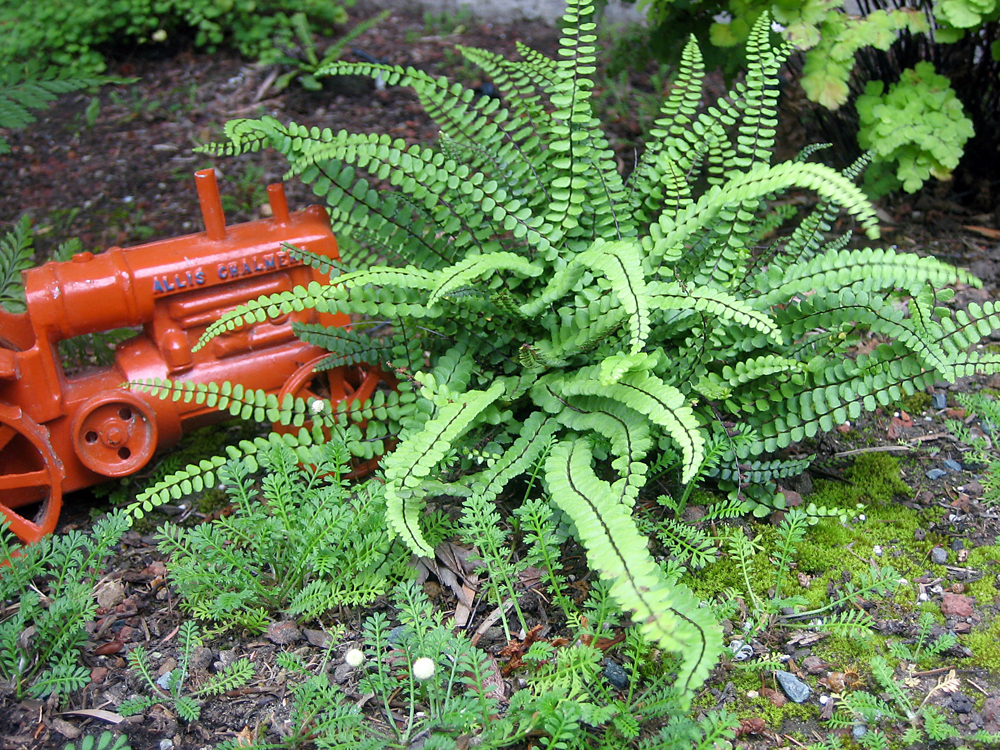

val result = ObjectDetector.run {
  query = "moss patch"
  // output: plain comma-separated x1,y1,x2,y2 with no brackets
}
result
964,615,1000,671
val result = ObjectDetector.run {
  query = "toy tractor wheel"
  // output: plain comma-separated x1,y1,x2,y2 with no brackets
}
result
0,403,65,545
71,391,158,478
275,355,396,478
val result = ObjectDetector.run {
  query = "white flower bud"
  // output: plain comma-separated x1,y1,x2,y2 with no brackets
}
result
412,657,435,681
152,29,167,42
344,648,365,668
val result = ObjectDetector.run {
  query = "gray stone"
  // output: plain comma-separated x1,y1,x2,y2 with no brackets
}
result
387,625,408,645
189,646,214,671
852,724,867,740
156,670,173,690
775,670,811,703
951,538,965,551
801,655,827,674
603,661,628,689
932,392,948,410
931,546,949,565
926,469,948,480
943,459,963,473
915,528,927,541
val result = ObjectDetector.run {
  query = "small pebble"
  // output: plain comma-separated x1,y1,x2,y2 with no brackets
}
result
387,626,407,645
775,670,811,703
730,640,753,661
915,528,927,541
943,459,963,473
852,724,868,740
160,741,173,750
932,392,947,410
603,661,628,689
873,545,883,557
951,539,965,551
931,547,948,565
926,468,948,480
156,670,173,690
747,690,759,699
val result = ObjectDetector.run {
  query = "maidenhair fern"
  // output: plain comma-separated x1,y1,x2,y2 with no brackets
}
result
136,0,1000,701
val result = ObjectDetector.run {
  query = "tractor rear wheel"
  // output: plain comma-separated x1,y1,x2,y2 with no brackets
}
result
0,403,64,544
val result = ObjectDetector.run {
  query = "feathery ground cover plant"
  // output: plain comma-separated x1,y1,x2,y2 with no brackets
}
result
132,0,1000,701
119,620,253,722
0,512,128,699
154,440,411,632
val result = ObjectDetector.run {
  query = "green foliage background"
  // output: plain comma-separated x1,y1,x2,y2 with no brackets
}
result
632,0,990,194
0,0,352,74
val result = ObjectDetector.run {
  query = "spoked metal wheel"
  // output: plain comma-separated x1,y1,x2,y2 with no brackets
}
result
275,355,396,478
0,403,64,544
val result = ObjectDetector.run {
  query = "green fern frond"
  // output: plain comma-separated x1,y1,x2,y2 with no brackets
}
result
0,215,33,313
0,72,125,153
555,369,705,483
384,381,506,556
126,431,320,518
647,160,880,267
574,240,650,354
544,439,722,694
755,246,979,307
650,282,781,344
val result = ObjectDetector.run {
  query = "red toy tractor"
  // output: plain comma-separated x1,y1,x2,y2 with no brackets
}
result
0,169,386,545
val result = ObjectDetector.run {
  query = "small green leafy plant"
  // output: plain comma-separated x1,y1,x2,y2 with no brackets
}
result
857,61,975,195
272,10,389,93
119,620,253,722
222,580,738,749
831,654,961,747
155,439,410,632
824,612,992,747
0,512,129,699
947,391,1000,505
61,733,131,750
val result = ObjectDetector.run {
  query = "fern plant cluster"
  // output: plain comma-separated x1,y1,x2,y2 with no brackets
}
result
136,0,1000,700
0,512,129,699
151,440,411,633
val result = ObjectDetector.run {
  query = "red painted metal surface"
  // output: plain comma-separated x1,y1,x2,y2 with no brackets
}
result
0,169,388,544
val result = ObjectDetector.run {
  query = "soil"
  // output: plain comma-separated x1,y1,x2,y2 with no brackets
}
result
2,7,1000,750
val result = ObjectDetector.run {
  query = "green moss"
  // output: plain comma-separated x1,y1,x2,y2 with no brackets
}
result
743,694,817,728
899,392,932,414
964,615,1000,671
196,487,230,515
966,574,999,603
683,524,778,600
813,632,885,664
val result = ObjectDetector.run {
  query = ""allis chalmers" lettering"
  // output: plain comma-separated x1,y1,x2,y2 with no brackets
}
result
151,250,298,295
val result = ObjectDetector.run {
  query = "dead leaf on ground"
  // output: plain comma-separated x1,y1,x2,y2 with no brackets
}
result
964,225,1000,240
